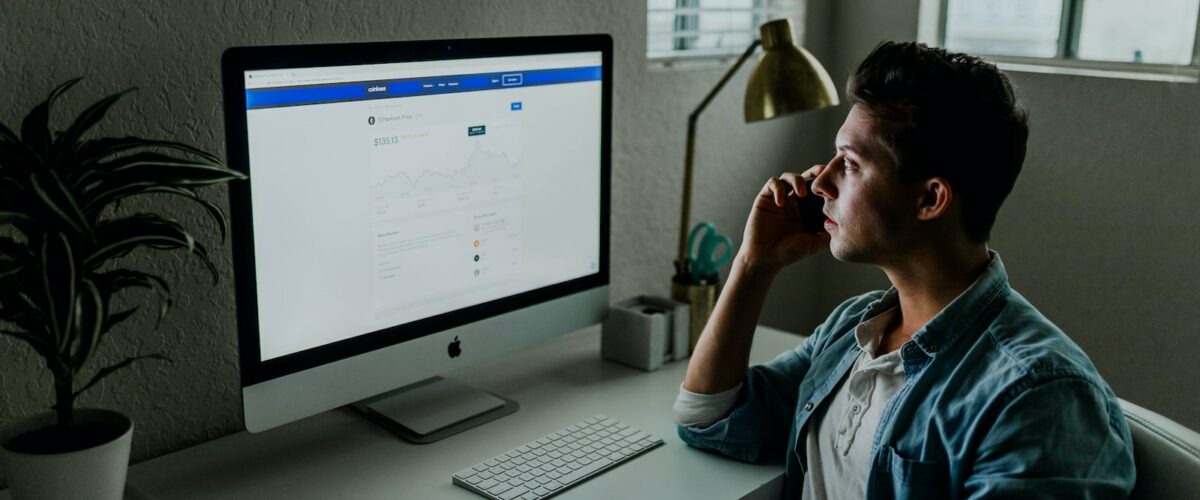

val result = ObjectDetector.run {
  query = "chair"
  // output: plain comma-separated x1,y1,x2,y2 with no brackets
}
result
1120,399,1200,499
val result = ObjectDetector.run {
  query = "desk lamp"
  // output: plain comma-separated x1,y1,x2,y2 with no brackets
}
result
672,18,838,350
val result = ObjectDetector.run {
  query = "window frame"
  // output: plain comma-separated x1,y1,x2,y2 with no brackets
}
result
919,0,1200,82
646,0,804,67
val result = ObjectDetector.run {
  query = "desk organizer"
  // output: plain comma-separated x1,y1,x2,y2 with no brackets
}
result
601,295,690,371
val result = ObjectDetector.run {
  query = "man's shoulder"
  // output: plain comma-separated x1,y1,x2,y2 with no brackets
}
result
973,289,1110,393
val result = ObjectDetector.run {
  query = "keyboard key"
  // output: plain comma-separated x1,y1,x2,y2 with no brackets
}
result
476,479,498,490
499,486,529,500
558,457,613,485
489,483,512,495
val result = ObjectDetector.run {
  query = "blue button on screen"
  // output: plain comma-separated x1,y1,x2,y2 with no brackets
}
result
511,102,522,111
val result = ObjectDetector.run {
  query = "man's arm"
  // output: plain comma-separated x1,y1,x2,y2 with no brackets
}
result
674,169,831,463
963,377,1136,499
682,168,829,395
681,256,780,394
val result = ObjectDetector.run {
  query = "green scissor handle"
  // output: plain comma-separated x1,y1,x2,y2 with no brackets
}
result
687,221,733,279
695,232,733,277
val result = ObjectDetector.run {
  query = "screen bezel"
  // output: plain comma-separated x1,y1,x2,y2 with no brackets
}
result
222,34,612,387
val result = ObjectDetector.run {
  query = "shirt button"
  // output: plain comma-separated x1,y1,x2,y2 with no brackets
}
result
804,402,814,411
851,404,861,414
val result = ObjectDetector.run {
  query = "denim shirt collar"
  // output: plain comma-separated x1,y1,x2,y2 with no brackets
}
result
856,250,1011,362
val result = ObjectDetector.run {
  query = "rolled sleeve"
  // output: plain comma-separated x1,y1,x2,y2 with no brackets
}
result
676,336,817,463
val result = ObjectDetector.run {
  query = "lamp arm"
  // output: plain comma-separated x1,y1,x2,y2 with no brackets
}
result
677,39,763,269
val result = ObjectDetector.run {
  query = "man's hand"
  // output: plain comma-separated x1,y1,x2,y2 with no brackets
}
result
740,165,831,274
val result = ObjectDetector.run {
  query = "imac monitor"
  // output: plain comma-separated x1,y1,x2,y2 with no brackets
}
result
222,35,611,440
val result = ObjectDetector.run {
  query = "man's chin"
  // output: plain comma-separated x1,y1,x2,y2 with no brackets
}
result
829,240,870,264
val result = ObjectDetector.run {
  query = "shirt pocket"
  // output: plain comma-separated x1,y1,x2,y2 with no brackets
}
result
885,446,950,500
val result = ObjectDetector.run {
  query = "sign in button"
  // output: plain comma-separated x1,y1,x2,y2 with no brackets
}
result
467,125,486,136
511,102,522,111
501,73,523,86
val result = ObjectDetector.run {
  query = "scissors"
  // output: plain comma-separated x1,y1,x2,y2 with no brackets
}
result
687,221,733,282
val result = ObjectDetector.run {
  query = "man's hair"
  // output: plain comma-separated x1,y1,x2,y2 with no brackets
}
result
847,41,1029,243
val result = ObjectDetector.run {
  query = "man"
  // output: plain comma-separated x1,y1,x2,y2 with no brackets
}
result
674,42,1135,499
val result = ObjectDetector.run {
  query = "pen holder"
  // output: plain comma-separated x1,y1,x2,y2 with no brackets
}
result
670,276,717,354
601,295,690,371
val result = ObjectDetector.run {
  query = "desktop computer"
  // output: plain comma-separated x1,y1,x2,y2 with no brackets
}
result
221,34,612,442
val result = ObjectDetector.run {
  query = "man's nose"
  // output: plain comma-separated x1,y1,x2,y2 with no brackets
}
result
811,160,837,199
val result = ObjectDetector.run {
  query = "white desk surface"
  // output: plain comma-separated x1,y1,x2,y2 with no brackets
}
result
122,325,802,499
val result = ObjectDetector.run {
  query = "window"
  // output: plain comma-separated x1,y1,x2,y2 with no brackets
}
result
647,0,804,63
921,0,1200,79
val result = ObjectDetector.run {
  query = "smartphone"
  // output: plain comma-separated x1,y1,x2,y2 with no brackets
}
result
797,179,825,234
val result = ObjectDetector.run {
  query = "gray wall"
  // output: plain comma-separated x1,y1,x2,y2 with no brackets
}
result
2,0,1197,483
0,0,828,481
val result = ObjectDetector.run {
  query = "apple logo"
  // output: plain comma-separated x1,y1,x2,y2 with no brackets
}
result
448,336,462,358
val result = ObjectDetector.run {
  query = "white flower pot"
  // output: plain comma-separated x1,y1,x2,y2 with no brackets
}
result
0,408,132,500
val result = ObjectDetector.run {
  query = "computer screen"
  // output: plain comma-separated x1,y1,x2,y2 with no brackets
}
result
223,35,611,435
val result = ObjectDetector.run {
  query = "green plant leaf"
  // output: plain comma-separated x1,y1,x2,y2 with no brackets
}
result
81,152,244,191
0,329,58,366
85,214,220,284
93,269,171,326
86,213,194,263
39,232,75,354
55,88,135,157
30,170,91,237
21,78,83,158
102,306,140,333
0,211,34,227
69,278,105,372
0,140,42,195
82,185,228,241
71,353,170,400
0,235,32,278
73,137,224,167
0,116,21,145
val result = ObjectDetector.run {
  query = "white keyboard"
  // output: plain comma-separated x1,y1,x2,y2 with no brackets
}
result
452,415,664,500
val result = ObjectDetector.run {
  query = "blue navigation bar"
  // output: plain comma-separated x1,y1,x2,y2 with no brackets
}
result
246,66,601,109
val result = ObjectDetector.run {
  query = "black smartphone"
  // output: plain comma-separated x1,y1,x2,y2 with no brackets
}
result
797,179,825,234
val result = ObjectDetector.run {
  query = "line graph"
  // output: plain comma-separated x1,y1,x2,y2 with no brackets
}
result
370,119,522,197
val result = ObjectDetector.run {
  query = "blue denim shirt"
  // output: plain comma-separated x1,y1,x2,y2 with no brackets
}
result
678,252,1135,499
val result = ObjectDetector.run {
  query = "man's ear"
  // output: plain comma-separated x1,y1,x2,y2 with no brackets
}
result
916,177,953,221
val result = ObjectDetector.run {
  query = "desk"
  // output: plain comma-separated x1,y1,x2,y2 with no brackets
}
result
128,325,800,499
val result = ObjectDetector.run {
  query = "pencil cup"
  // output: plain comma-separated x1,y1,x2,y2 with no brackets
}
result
670,277,717,354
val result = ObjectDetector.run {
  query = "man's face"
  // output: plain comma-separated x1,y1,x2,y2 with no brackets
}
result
812,105,924,264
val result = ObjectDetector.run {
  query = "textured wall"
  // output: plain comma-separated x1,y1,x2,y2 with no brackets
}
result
0,0,832,482
818,0,1200,429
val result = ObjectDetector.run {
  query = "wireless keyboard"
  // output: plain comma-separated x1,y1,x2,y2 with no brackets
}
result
452,415,664,500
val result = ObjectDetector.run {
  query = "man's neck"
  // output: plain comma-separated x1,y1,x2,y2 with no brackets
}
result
875,244,991,356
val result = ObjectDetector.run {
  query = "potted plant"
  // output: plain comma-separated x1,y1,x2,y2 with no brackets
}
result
0,78,246,499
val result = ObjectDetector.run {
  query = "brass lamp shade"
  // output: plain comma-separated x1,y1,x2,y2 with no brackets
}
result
744,19,839,122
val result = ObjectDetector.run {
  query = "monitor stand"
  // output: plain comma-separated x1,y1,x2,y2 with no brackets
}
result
352,376,519,444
